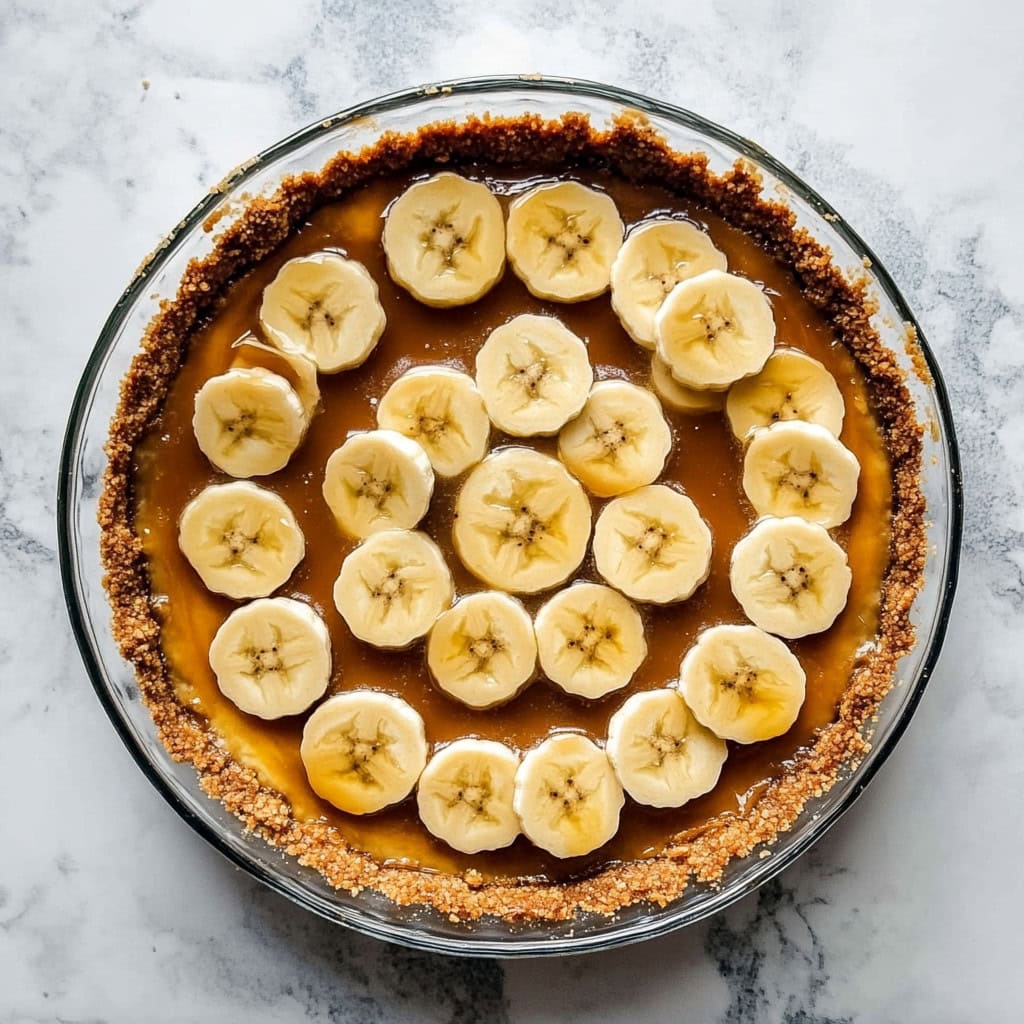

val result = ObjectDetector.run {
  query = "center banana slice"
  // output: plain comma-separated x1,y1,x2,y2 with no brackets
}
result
382,172,506,307
678,624,806,744
506,181,624,302
209,597,331,719
322,429,434,539
655,269,775,391
606,689,727,808
260,252,386,373
558,380,672,497
726,348,845,440
611,220,728,350
593,484,713,604
730,516,852,638
416,738,521,854
534,583,647,699
333,529,453,649
475,314,593,436
453,448,591,594
300,691,428,815
512,733,624,859
427,591,537,709
376,366,491,478
178,481,305,600
742,420,860,528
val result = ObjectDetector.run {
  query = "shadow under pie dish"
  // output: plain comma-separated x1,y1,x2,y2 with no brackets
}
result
60,77,961,955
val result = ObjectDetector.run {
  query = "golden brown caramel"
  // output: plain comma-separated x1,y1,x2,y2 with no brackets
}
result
133,168,891,882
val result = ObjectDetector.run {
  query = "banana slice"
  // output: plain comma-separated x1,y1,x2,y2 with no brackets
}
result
231,334,321,421
416,738,521,854
606,689,727,808
611,220,728,350
382,172,506,307
678,624,806,744
534,583,647,699
452,447,592,594
726,348,845,440
558,380,672,497
650,353,724,415
730,516,852,639
655,269,775,390
742,420,860,528
208,597,331,719
506,181,624,302
513,733,624,859
593,484,713,604
300,691,428,814
376,366,491,478
259,252,386,373
322,429,434,539
427,591,537,709
178,481,304,599
192,367,307,478
333,530,453,649
475,314,593,436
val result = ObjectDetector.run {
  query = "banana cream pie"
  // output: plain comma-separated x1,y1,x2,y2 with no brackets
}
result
99,113,926,921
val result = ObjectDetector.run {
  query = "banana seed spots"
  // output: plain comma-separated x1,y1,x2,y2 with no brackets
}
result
441,766,498,824
419,204,480,272
410,392,467,449
565,610,620,671
507,342,554,399
778,564,811,598
213,514,279,573
541,204,598,272
322,716,398,788
720,665,759,701
618,512,681,571
643,712,686,768
545,770,594,820
288,284,353,353
356,472,394,509
468,631,504,670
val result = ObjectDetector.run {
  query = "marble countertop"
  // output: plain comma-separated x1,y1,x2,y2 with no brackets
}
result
2,0,1020,1020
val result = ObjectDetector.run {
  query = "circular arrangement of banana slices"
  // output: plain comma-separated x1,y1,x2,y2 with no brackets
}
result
559,380,672,497
377,366,491,478
260,252,386,373
475,314,593,436
322,429,434,539
506,181,624,302
209,597,331,719
179,177,874,861
453,447,592,594
382,172,506,307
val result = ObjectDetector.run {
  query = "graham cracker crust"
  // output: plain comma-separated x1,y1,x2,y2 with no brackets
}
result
97,113,926,922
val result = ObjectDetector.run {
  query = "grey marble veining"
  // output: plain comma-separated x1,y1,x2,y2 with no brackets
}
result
1,0,1021,1020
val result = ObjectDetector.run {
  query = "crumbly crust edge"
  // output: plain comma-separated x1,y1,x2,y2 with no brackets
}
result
96,113,926,923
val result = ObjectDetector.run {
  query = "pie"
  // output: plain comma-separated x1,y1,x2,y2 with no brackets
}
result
99,112,926,922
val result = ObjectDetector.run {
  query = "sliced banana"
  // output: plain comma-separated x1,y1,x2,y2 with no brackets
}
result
178,481,304,600
506,181,624,302
513,733,624,859
678,624,806,744
193,367,307,478
655,269,775,390
593,484,713,604
322,429,434,539
427,591,537,709
259,252,386,373
606,689,727,808
730,516,852,639
333,530,453,649
417,738,521,854
534,583,647,699
558,380,672,497
475,314,593,436
382,172,506,307
376,366,491,478
231,334,321,421
742,420,860,528
208,597,331,719
611,220,728,350
300,691,428,814
726,348,845,440
650,353,724,415
453,447,591,594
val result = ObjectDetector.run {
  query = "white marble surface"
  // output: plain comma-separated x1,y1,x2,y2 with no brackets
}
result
1,0,1020,1019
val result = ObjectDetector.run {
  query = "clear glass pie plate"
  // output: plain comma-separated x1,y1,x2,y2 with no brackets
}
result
58,76,962,957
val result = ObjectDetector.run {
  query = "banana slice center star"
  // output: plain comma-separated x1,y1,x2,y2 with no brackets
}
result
639,715,686,768
418,206,479,270
438,766,498,821
541,205,597,269
322,716,399,788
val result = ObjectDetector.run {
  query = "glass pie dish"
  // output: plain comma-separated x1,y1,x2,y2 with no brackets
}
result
57,76,962,957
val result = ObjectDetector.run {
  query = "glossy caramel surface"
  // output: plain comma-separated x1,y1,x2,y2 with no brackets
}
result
133,168,891,881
